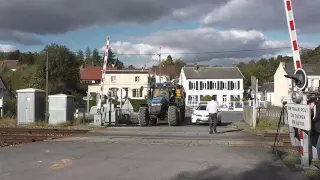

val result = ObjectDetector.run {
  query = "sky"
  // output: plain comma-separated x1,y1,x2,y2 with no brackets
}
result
0,0,320,67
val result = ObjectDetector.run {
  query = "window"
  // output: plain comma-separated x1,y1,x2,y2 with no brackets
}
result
213,81,217,90
223,95,227,103
203,81,207,90
132,88,143,97
196,106,206,110
189,81,196,90
111,76,116,82
224,81,227,90
135,76,140,82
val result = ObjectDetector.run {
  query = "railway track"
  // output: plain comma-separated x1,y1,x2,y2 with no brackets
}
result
263,132,299,151
0,127,90,147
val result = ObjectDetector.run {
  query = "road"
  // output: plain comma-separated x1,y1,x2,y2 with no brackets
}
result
0,112,310,180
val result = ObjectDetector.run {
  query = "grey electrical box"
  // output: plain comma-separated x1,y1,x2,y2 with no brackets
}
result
16,88,45,125
48,94,75,125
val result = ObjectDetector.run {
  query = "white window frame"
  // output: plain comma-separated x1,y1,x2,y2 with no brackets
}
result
135,76,140,82
213,81,217,90
111,76,116,82
132,88,142,97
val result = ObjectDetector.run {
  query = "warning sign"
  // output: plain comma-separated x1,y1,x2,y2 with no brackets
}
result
286,103,311,130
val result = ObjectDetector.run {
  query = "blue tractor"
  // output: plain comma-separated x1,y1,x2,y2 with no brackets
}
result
138,82,186,126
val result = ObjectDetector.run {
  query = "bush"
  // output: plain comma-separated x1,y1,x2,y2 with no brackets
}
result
3,98,17,117
129,99,147,112
201,95,211,101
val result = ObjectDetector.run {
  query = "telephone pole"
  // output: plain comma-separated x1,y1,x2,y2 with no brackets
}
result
45,51,49,123
159,47,162,83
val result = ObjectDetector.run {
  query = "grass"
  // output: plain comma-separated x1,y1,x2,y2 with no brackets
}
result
0,117,17,127
0,116,94,129
233,119,289,135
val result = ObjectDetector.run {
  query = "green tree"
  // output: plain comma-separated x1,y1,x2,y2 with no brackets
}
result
18,52,35,65
77,49,84,61
29,44,81,94
92,48,100,65
7,50,21,60
163,55,174,65
85,47,91,60
201,95,212,101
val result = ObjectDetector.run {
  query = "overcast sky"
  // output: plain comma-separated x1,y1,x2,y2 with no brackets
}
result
0,0,319,66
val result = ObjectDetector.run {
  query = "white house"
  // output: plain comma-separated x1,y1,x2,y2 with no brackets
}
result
257,82,274,103
273,62,320,106
179,65,244,106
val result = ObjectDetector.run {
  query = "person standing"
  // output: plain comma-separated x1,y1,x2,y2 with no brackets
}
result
308,98,320,158
206,95,219,134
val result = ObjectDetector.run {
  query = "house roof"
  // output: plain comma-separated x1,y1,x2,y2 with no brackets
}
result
283,62,320,76
182,66,244,79
259,82,274,92
80,66,148,80
0,60,18,69
80,66,117,80
149,65,178,77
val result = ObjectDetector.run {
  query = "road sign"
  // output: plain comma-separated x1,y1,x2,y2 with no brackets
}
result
294,68,308,90
286,103,311,130
117,88,126,100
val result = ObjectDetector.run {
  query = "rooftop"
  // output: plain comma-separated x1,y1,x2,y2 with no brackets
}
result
0,60,18,70
182,66,244,79
282,62,320,76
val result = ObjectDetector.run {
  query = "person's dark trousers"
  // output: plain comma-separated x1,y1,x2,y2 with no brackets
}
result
209,113,218,134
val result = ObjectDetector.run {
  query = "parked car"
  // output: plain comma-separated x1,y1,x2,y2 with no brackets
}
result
191,103,221,125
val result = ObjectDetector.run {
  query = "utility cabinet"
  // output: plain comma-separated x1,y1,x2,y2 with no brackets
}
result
48,94,74,125
16,88,46,125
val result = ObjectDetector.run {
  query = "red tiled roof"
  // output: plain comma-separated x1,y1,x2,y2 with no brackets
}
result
80,66,117,80
0,60,18,69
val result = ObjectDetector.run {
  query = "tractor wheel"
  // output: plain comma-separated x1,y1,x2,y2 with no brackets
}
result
180,105,185,124
168,106,178,126
150,118,157,126
138,107,149,126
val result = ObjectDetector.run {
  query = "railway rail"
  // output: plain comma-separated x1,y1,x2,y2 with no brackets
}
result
0,127,90,147
263,132,299,151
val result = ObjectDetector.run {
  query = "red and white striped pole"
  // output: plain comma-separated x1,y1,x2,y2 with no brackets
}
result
284,0,310,166
284,0,302,70
97,36,110,112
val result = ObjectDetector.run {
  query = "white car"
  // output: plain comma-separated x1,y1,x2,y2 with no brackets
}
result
191,103,221,125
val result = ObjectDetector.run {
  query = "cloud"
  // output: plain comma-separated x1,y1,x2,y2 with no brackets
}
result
103,27,291,66
201,0,320,33
1,0,319,45
0,44,17,52
0,30,43,45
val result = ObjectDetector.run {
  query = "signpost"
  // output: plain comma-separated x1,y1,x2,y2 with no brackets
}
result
286,103,311,131
251,76,258,128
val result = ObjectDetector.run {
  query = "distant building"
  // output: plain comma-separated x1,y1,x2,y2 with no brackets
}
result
148,65,178,83
273,62,320,106
257,82,274,103
82,67,149,100
0,60,18,71
179,65,244,106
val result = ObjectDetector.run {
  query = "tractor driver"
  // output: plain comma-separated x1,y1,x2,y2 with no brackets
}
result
308,97,320,157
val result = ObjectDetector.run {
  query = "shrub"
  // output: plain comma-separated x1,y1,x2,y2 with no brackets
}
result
3,98,17,117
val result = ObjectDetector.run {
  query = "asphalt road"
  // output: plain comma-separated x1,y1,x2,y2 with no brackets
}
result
0,111,311,180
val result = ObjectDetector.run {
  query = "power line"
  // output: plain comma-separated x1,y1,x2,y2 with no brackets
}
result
97,46,293,56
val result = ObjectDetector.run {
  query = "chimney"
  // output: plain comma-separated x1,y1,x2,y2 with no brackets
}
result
280,61,285,68
232,61,237,67
194,63,199,71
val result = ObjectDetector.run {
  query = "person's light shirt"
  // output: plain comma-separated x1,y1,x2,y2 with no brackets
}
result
206,100,219,114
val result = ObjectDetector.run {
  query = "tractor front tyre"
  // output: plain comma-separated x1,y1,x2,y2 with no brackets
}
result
138,107,149,127
168,106,178,126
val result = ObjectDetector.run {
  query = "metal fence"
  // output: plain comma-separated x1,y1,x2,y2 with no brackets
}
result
186,100,271,111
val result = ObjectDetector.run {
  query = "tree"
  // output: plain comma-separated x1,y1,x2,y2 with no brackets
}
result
77,49,84,61
163,55,174,65
18,52,35,65
92,48,100,65
127,65,135,69
85,47,91,60
29,44,81,94
201,95,212,101
7,50,21,60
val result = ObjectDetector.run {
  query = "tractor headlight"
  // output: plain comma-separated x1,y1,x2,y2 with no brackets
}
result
151,103,162,106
